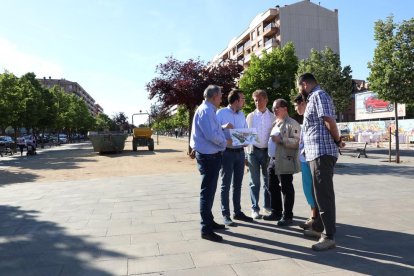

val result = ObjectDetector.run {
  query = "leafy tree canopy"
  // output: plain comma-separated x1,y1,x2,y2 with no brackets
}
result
368,16,414,104
239,42,299,114
147,56,242,150
298,47,353,113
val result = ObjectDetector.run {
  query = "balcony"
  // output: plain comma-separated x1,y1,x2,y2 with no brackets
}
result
244,40,252,49
237,45,244,56
244,54,251,63
264,38,279,49
263,22,279,37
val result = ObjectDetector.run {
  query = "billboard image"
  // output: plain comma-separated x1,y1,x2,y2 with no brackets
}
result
355,91,406,120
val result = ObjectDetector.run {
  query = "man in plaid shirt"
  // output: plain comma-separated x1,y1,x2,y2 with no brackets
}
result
298,73,345,251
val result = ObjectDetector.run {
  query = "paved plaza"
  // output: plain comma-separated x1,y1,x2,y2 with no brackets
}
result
1,140,414,275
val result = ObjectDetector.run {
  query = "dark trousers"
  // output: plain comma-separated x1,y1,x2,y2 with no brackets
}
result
309,155,337,239
196,151,222,234
267,158,295,219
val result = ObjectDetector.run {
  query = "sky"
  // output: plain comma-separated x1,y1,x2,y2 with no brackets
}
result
0,0,412,124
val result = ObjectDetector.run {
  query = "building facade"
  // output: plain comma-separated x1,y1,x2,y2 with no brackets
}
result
212,0,339,67
38,77,101,116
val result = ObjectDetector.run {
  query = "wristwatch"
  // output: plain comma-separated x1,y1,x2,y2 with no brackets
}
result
334,137,342,146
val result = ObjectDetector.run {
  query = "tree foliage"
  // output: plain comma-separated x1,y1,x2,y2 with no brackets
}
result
0,71,23,134
95,113,117,131
367,16,414,163
239,42,299,114
298,47,353,114
368,16,414,104
147,56,242,112
0,71,100,137
112,112,129,130
146,56,242,150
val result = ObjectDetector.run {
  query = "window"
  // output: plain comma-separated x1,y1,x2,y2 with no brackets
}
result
251,31,256,40
258,40,262,48
257,26,261,36
252,45,256,52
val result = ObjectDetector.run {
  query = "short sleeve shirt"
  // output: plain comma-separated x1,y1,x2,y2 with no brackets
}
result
302,86,338,161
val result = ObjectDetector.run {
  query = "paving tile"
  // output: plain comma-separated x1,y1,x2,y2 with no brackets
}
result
128,253,194,274
232,258,306,276
131,231,184,244
190,248,259,267
164,265,237,276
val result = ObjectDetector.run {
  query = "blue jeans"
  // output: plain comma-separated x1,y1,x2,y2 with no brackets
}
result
220,149,245,217
247,147,271,212
301,161,315,208
196,151,222,234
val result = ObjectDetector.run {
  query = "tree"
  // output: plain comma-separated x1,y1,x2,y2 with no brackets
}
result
0,71,25,140
368,16,414,163
147,56,242,152
94,113,117,131
66,95,95,140
298,47,353,117
239,42,299,114
112,112,129,131
19,73,45,134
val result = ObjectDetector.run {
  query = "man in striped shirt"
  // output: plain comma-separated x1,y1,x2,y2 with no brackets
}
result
298,73,345,251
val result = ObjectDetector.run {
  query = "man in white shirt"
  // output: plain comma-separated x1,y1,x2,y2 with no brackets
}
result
245,90,275,219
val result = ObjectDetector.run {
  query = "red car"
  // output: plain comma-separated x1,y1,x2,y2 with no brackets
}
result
364,95,394,113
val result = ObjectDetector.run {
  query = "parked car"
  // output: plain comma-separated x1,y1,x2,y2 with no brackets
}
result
364,95,394,113
0,136,14,147
58,134,68,144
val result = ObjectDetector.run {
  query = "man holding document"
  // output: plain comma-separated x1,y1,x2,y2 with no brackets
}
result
217,89,254,226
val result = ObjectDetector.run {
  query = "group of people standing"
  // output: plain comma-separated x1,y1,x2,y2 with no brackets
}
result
190,73,344,251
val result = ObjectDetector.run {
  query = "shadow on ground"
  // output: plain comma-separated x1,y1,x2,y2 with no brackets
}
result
0,148,96,170
0,205,128,275
0,171,40,186
335,161,414,178
95,148,181,158
222,219,414,275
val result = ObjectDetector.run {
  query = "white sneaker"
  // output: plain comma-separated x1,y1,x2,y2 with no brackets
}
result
251,210,262,219
312,237,336,251
263,208,273,214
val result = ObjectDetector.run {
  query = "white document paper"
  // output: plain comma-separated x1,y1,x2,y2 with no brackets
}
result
229,128,259,146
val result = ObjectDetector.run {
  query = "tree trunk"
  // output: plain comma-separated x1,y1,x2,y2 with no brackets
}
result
394,102,400,163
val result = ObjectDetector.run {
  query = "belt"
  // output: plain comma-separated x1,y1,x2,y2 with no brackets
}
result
197,151,223,156
225,148,244,152
253,146,268,151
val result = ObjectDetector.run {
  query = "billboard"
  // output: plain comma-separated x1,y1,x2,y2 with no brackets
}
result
355,91,406,120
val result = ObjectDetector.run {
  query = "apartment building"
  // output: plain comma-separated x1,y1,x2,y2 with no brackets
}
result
94,103,104,116
38,77,101,116
212,0,339,67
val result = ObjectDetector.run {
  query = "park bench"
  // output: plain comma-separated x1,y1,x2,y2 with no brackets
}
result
339,142,368,158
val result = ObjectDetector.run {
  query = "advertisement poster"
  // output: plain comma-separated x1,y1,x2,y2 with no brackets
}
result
355,91,406,120
229,128,259,146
